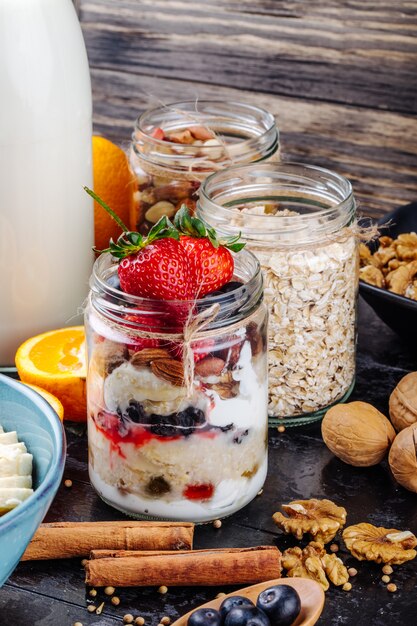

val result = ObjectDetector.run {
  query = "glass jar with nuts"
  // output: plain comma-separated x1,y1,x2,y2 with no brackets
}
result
198,163,358,425
130,101,279,233
85,250,268,522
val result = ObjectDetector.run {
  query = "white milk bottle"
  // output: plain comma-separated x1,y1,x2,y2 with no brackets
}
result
0,0,94,367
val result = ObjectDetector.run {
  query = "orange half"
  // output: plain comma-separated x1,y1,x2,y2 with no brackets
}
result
15,327,87,422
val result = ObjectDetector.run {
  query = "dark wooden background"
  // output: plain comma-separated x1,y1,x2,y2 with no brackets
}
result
77,0,417,218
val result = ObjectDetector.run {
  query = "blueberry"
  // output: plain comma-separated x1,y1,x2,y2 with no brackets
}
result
150,407,206,437
117,400,146,424
219,595,255,621
224,606,270,626
256,585,301,626
187,607,222,626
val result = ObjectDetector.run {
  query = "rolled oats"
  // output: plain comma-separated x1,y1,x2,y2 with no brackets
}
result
249,233,357,418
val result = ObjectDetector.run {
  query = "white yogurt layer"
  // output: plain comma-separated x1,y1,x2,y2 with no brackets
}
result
89,457,267,523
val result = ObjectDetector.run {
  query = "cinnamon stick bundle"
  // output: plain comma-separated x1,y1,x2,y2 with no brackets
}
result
85,546,281,587
22,521,194,560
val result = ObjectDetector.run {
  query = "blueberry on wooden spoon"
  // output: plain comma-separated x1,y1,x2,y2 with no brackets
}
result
256,585,301,626
224,606,270,626
219,596,255,621
187,608,222,626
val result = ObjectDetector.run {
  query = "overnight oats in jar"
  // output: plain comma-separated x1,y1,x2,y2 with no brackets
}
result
130,100,279,233
198,163,359,427
85,208,268,522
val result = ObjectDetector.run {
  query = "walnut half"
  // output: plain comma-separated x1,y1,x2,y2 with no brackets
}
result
343,522,417,565
273,498,347,544
282,541,349,590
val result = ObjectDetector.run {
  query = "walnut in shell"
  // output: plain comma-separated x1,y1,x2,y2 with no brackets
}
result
272,498,347,544
389,372,417,432
321,401,396,466
282,541,349,590
388,424,417,493
342,522,417,565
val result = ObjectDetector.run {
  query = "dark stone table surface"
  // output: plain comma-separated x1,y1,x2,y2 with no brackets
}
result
1,297,416,626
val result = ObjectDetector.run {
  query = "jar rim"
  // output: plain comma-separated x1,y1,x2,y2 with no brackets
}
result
131,100,279,171
89,250,263,331
198,162,355,243
135,99,277,145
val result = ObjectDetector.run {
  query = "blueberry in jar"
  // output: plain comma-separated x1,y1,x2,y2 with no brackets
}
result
219,596,255,621
224,606,270,626
187,607,222,626
256,585,301,626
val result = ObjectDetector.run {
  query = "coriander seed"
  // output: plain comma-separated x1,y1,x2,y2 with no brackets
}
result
387,583,397,593
104,586,115,596
160,618,171,625
342,582,352,591
87,605,96,613
330,543,339,553
73,622,83,626
277,425,285,433
124,614,134,624
348,567,357,577
158,585,168,594
111,596,121,606
134,618,145,626
64,479,73,488
89,589,97,597
213,519,222,529
216,592,226,599
382,565,394,575
81,559,88,567
382,575,391,583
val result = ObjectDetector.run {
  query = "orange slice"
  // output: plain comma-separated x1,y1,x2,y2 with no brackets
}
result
15,327,87,422
22,383,64,421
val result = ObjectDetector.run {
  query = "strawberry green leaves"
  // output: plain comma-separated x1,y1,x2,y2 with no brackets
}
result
174,205,245,252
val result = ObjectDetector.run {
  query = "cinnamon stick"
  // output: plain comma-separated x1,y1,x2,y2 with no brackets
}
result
85,546,281,587
21,521,194,560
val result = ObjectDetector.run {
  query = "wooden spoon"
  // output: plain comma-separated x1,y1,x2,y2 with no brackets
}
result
171,577,325,626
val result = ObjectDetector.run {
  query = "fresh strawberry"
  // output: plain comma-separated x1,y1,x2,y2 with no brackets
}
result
174,206,245,297
180,236,234,297
84,189,245,305
118,238,194,300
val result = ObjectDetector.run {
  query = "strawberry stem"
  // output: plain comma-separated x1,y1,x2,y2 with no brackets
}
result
84,186,129,232
174,205,245,252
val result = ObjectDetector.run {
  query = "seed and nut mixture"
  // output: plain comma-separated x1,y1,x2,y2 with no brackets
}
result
248,229,358,418
130,125,237,234
359,232,417,299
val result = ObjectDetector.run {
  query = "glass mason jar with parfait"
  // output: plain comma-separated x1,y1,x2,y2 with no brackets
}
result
85,244,268,522
198,162,359,427
130,100,279,233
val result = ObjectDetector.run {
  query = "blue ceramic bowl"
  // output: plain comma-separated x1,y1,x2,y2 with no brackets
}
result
0,374,66,586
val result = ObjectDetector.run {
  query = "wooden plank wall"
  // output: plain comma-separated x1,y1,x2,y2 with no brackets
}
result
78,0,417,217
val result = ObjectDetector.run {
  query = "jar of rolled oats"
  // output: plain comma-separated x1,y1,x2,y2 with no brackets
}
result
198,163,358,426
130,101,279,233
